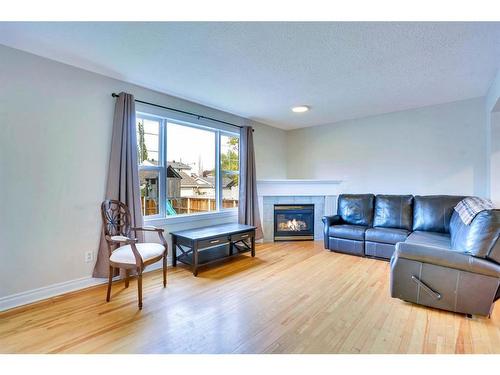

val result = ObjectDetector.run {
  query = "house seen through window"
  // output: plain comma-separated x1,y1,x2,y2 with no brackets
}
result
136,114,239,218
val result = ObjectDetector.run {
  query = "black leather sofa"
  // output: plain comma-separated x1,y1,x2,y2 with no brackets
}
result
322,194,500,316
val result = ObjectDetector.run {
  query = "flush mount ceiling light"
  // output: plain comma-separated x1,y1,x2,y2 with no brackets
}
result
291,105,310,113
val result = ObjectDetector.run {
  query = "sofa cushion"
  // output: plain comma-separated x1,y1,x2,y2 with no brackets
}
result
365,227,409,245
328,224,367,241
373,195,413,230
405,231,451,249
412,195,464,233
337,194,374,226
450,209,500,263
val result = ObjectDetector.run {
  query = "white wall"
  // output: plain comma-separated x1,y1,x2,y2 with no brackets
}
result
486,69,500,206
250,119,287,179
0,45,287,301
486,70,500,114
286,98,487,197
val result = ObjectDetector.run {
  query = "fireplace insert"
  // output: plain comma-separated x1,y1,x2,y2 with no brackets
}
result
274,204,314,241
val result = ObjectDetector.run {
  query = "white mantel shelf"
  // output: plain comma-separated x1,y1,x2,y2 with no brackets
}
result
257,179,342,184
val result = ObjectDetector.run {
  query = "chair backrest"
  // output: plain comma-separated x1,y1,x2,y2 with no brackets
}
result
101,199,132,239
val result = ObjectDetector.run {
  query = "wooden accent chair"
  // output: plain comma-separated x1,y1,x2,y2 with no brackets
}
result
101,199,168,309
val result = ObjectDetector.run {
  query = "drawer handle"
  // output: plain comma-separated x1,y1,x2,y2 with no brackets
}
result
209,239,220,244
411,275,441,300
240,234,249,238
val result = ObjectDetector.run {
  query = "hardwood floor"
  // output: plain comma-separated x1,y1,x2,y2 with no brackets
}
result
1,241,499,354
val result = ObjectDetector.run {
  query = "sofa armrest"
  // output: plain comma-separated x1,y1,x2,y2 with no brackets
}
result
322,215,343,226
322,215,343,249
395,242,500,278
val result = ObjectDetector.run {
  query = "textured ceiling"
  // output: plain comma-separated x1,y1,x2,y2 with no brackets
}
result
0,22,499,129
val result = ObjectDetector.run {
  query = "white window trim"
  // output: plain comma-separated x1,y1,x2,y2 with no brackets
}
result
137,110,240,225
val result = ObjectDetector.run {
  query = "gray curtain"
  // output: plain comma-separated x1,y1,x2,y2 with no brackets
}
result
238,126,263,239
93,92,144,278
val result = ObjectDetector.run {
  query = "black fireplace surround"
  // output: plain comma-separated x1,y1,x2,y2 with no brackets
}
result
274,204,314,241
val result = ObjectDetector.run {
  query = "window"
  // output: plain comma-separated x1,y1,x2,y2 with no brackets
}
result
137,117,162,217
167,122,216,215
136,113,240,219
220,134,239,209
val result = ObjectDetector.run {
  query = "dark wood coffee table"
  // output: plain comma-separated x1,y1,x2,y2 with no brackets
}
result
170,223,256,276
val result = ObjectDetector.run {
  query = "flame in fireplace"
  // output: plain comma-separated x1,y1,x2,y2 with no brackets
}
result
278,218,307,231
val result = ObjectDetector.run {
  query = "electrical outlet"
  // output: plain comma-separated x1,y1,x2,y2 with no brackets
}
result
85,251,93,263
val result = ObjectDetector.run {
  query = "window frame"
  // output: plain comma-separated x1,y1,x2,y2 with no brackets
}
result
136,110,240,224
136,114,165,220
219,130,241,211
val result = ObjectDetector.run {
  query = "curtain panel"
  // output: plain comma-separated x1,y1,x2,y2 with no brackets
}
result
93,92,144,277
238,126,263,239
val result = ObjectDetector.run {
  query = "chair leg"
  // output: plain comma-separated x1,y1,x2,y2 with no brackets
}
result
125,269,130,288
137,271,143,310
106,266,113,302
163,255,167,287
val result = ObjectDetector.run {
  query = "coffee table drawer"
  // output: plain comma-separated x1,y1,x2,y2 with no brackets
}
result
198,235,230,249
231,231,253,242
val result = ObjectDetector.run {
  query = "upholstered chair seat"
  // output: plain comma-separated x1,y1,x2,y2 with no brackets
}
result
110,242,166,264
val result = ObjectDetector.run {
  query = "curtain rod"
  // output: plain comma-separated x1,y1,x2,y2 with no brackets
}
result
111,93,252,131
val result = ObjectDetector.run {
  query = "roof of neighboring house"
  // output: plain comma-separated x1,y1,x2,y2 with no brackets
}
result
140,170,159,180
167,161,191,170
204,176,236,188
167,165,182,178
141,160,159,167
178,171,213,188
146,160,236,190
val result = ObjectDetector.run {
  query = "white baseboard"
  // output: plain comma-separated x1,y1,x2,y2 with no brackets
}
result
0,262,164,312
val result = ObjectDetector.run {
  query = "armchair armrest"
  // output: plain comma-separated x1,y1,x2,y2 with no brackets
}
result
395,242,500,278
107,235,138,245
131,226,168,251
132,226,164,233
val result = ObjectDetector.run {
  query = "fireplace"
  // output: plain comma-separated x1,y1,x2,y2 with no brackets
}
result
274,204,314,241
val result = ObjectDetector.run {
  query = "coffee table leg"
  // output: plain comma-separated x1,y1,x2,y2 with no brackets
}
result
193,242,198,276
172,236,177,267
251,235,255,257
